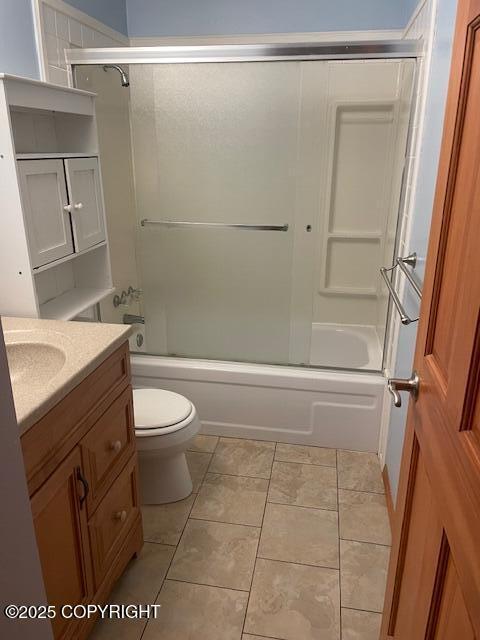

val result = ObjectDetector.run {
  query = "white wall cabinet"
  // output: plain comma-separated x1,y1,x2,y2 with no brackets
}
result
65,157,106,252
0,74,113,320
18,159,74,269
19,157,106,269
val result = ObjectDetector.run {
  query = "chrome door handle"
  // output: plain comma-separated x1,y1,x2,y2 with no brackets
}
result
387,371,420,408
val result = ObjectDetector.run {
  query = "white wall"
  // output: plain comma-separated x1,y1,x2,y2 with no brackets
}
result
0,320,53,640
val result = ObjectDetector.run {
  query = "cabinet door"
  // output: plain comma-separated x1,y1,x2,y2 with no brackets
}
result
65,158,106,252
31,447,93,640
17,159,74,268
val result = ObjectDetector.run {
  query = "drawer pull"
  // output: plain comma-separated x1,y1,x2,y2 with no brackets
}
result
76,467,89,509
108,440,122,453
114,510,127,522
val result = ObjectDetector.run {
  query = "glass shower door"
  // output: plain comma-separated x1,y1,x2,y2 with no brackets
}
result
131,62,304,364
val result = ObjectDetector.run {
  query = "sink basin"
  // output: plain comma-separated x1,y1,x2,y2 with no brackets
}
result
5,330,68,388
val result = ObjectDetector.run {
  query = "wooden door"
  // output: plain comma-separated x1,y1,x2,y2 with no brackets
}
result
381,1,480,638
31,447,93,639
17,159,74,268
65,157,106,252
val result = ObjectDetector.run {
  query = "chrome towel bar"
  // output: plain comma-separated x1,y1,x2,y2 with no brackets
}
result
380,253,422,325
140,219,289,232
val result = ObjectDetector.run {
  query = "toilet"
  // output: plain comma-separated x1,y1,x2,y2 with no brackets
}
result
133,388,201,504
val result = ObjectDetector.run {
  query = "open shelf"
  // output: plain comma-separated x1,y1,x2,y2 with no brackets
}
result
32,241,108,274
16,152,99,160
39,287,115,320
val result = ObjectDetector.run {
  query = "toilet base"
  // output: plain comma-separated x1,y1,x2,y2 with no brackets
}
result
138,450,193,504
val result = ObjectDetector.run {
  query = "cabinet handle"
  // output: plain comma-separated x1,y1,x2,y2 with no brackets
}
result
73,202,83,210
63,204,72,212
109,440,122,453
114,510,127,523
76,467,89,509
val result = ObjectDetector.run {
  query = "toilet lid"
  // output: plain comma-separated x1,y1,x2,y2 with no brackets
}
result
133,388,193,429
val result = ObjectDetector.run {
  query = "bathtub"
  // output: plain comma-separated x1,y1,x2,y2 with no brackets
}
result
309,323,383,370
131,355,385,452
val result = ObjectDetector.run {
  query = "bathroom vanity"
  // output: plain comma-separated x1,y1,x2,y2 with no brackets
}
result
4,317,142,640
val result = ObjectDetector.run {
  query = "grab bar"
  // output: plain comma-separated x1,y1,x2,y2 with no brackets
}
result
140,219,289,232
380,253,421,326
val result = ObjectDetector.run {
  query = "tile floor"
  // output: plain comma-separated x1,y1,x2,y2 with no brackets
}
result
91,436,391,640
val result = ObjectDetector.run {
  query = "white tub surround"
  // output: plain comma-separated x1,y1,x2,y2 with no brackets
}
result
131,355,384,452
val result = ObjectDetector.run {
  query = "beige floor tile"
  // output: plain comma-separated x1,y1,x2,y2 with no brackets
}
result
337,451,384,493
242,636,268,639
209,438,275,479
188,434,219,453
143,580,248,640
275,443,336,467
339,490,391,546
245,558,340,640
90,543,174,640
168,519,260,590
186,451,212,492
340,540,389,612
110,543,175,604
191,473,268,526
268,461,337,510
89,617,146,640
258,503,339,569
341,608,382,640
142,494,195,546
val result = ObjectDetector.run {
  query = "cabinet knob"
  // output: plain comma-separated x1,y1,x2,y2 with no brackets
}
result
109,440,122,453
73,202,83,210
63,204,72,212
114,510,127,522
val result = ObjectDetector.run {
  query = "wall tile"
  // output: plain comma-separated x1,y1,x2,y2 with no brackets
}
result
57,39,70,69
81,25,95,47
43,5,56,35
45,33,59,67
68,18,83,47
48,66,69,87
55,11,69,41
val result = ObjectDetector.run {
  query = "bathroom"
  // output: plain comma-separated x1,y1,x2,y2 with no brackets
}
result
1,0,479,639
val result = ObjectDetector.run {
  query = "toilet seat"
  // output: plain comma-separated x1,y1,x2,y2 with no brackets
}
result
133,388,194,436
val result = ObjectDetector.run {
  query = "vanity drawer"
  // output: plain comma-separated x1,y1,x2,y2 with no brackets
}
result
88,455,140,589
81,385,135,513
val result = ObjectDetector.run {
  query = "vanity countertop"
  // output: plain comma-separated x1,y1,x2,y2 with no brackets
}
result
2,316,131,434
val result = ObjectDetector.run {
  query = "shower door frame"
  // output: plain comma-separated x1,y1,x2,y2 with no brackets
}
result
68,39,422,374
66,40,421,66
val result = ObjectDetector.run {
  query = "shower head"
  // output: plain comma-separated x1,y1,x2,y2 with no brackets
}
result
103,64,129,87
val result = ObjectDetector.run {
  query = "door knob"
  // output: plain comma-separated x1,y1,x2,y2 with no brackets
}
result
387,371,420,408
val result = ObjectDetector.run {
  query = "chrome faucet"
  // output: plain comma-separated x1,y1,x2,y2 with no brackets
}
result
123,314,145,325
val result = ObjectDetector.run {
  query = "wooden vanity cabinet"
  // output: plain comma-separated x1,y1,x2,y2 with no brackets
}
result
21,342,142,640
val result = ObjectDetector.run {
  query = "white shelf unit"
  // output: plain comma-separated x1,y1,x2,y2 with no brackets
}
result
0,74,113,321
40,287,115,320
